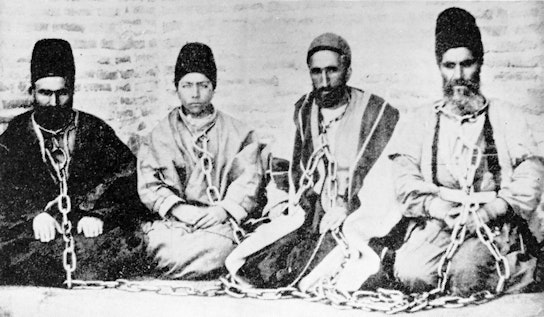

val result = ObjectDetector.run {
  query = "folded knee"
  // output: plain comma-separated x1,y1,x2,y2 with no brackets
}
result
448,259,497,295
394,258,438,293
447,240,497,295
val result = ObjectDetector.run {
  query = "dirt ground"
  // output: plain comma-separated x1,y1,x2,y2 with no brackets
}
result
0,281,543,317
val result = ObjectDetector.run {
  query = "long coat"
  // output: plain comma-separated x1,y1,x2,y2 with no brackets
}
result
0,110,153,286
226,87,400,288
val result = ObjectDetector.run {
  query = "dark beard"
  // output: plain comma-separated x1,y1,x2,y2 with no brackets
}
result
443,79,484,115
33,105,74,131
313,85,348,109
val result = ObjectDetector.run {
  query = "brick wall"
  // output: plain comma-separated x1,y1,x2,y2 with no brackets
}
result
0,0,543,158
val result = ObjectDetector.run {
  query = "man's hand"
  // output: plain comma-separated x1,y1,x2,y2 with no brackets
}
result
33,212,61,242
171,204,205,225
443,206,462,229
77,216,104,238
466,198,509,234
428,197,460,229
319,206,347,234
193,206,228,230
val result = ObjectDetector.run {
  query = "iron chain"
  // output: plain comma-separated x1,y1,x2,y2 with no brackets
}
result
59,108,504,313
436,128,510,294
44,143,77,289
218,274,495,314
70,279,226,297
193,134,248,244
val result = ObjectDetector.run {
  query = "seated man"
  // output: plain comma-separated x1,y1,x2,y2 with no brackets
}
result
391,8,544,295
225,33,401,290
138,42,268,279
0,39,150,286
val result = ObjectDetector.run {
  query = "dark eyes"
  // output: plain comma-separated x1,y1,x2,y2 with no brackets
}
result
179,82,212,89
442,60,476,69
310,67,340,75
460,60,477,67
37,89,70,97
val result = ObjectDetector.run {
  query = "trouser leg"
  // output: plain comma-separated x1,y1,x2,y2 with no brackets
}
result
394,219,451,292
144,220,236,279
448,225,537,295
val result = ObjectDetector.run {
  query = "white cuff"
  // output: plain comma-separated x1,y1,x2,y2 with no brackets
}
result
217,199,247,223
158,195,184,218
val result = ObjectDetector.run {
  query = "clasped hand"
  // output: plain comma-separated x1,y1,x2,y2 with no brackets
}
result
429,197,507,234
171,204,228,230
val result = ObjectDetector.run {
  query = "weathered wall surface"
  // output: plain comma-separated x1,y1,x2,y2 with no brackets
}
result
0,0,543,158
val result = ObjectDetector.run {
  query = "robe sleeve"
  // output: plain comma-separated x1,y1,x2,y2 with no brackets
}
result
491,105,544,222
137,125,186,218
498,151,544,221
217,131,268,223
75,120,140,223
0,144,37,240
498,157,544,221
388,110,440,218
0,124,49,225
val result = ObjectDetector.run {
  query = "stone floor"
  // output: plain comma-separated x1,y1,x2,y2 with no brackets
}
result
0,281,543,317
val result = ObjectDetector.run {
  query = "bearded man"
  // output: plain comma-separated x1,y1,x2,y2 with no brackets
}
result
391,8,544,295
0,39,150,286
226,33,401,290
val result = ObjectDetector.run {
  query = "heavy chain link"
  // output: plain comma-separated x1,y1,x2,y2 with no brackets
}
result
69,279,226,297
56,107,506,312
68,274,494,313
193,134,246,244
219,273,495,314
321,134,338,212
293,133,337,209
301,231,497,313
293,141,326,206
217,142,500,314
436,136,510,294
472,212,510,293
44,145,76,288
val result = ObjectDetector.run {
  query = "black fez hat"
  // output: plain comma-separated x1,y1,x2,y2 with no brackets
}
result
31,39,75,87
435,7,483,64
174,42,217,88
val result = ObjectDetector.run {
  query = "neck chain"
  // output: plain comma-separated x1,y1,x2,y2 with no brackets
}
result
435,98,489,124
319,94,351,133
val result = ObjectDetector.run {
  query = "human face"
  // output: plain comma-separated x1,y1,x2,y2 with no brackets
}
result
33,76,72,109
176,72,214,117
309,50,351,95
32,76,74,129
439,47,481,98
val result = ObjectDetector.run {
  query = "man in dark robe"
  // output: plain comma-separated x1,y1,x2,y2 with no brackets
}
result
0,39,152,286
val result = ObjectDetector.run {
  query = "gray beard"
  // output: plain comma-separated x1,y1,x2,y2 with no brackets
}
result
443,83,484,116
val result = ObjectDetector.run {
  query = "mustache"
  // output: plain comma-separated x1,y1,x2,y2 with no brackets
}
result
315,86,334,93
443,79,480,96
449,79,477,88
313,85,347,108
33,107,74,130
